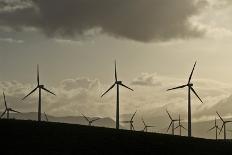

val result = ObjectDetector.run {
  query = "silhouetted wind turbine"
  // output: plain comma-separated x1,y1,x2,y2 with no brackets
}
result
121,111,137,130
22,65,56,122
175,114,187,136
217,111,232,140
44,112,48,122
167,61,203,137
0,92,20,119
142,118,155,132
166,110,178,135
208,118,220,140
101,61,133,129
81,113,100,126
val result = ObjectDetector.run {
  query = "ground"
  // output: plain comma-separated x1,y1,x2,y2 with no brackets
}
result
0,119,231,155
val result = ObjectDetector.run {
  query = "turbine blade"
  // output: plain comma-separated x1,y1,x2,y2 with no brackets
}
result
37,64,40,86
81,113,89,122
119,83,134,91
174,125,180,129
121,121,130,123
0,109,6,118
219,124,224,134
131,124,135,130
3,92,7,109
208,126,216,131
142,118,146,126
190,87,203,103
181,125,187,130
22,87,38,100
101,83,115,97
166,109,172,120
131,110,137,121
91,117,100,122
188,61,197,84
167,85,187,91
167,122,172,132
10,109,21,113
216,111,224,122
115,60,117,82
42,87,56,96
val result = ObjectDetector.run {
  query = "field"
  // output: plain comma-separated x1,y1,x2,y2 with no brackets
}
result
0,119,231,155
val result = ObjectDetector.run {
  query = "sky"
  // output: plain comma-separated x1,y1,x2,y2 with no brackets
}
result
1,0,232,126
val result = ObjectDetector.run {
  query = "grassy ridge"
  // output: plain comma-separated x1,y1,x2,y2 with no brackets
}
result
0,119,231,155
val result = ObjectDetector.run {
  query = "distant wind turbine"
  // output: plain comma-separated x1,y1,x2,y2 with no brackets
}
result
101,61,133,129
166,110,178,135
142,117,155,132
0,92,20,119
167,61,203,137
22,65,56,122
208,118,220,140
121,111,137,130
217,111,232,140
81,113,101,126
175,114,187,136
44,112,49,122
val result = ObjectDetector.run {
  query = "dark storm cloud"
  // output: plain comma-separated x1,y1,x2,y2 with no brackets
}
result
0,0,207,42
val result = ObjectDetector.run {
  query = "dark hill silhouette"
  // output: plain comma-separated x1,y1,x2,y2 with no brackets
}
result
0,119,231,154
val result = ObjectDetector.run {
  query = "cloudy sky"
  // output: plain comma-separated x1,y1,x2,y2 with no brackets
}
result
1,0,232,125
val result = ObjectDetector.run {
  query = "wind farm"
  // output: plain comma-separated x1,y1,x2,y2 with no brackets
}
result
2,0,232,154
0,61,232,155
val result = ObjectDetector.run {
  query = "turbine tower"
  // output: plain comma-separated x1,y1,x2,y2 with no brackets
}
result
208,118,220,140
81,113,101,126
167,61,203,137
22,65,56,122
175,114,187,136
142,118,155,132
0,92,20,119
166,110,178,135
101,61,133,129
121,111,137,130
217,111,232,140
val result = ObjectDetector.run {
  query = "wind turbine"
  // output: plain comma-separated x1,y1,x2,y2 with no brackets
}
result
22,65,56,122
216,111,232,140
167,61,203,137
101,61,133,129
0,92,20,119
208,118,220,140
81,113,101,126
121,111,137,130
142,118,155,132
44,112,48,122
166,110,179,135
175,114,187,136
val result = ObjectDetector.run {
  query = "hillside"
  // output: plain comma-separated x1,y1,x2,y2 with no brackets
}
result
0,119,231,155
3,112,232,139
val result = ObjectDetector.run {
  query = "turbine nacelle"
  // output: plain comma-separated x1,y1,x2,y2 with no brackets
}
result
116,81,122,85
188,83,193,87
39,85,44,88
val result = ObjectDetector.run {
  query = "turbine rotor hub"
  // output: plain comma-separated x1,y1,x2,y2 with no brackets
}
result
188,83,193,87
